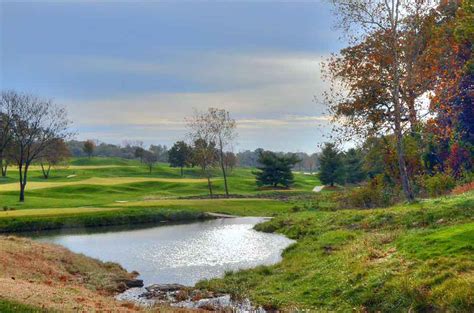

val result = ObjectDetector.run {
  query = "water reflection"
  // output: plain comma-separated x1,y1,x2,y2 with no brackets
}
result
33,217,294,286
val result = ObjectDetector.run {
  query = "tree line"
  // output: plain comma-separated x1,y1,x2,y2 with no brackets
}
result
323,0,473,203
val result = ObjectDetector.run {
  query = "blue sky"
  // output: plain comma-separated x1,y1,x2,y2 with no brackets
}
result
1,1,345,153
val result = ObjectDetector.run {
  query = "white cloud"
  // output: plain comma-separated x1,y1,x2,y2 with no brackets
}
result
59,51,334,152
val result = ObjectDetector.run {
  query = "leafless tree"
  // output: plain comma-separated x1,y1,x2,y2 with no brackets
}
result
143,150,158,173
8,91,72,202
187,108,236,197
0,91,20,177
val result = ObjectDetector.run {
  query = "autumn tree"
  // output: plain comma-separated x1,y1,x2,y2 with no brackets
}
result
39,139,71,179
83,140,95,159
192,138,218,197
223,151,237,172
325,0,439,201
168,141,192,176
187,108,236,197
8,91,71,202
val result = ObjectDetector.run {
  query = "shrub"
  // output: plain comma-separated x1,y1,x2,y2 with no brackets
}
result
423,173,456,197
337,175,399,209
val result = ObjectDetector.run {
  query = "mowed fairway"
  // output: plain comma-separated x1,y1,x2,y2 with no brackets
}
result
0,157,318,231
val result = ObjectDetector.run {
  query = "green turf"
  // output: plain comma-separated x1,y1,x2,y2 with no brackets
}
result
198,191,474,312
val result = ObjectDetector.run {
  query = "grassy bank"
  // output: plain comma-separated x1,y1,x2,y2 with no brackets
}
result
198,191,474,312
0,236,140,312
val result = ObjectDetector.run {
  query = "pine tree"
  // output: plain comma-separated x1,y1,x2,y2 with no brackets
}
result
255,151,299,188
318,143,345,187
344,148,366,184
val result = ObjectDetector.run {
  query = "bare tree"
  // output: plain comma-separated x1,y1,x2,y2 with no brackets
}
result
187,108,236,197
9,91,72,202
143,150,158,173
0,91,20,177
39,139,71,179
224,151,237,172
326,0,437,202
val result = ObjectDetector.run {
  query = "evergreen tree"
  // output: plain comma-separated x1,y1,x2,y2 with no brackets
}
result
344,148,366,184
318,143,345,187
255,151,299,188
168,141,191,176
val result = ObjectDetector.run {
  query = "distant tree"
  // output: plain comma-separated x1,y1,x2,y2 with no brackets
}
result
8,91,71,202
318,143,345,187
134,147,145,163
192,138,218,197
0,91,18,177
187,108,237,197
223,151,237,172
143,150,157,173
343,148,366,184
168,141,192,176
149,144,169,162
39,139,71,179
255,151,300,188
83,140,95,159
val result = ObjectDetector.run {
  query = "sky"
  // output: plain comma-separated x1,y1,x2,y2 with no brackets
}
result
0,1,345,153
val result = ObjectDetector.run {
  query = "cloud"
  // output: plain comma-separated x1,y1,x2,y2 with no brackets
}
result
58,51,333,152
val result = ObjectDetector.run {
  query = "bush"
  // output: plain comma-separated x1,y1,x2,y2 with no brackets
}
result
337,175,399,209
423,173,456,197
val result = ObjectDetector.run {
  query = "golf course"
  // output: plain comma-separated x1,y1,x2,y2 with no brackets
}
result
0,157,472,312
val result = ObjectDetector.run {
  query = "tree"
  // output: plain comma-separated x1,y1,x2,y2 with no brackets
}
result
187,108,237,197
83,140,95,159
325,0,439,201
143,150,157,173
254,150,300,188
192,138,218,197
149,144,169,162
8,91,71,202
134,147,145,163
39,139,71,179
168,141,192,176
318,143,345,187
223,151,237,172
0,91,19,177
343,148,366,184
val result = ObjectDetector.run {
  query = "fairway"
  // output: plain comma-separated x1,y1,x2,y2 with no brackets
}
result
0,207,121,218
0,176,209,191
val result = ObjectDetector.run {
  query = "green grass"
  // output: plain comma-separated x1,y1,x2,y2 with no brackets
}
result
0,300,50,313
0,157,318,231
198,191,474,312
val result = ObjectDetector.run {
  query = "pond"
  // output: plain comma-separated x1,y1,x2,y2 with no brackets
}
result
32,217,294,286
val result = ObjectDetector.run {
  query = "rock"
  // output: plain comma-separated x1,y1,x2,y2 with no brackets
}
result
124,279,144,288
145,283,186,292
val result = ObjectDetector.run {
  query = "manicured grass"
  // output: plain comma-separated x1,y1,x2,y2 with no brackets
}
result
198,191,474,312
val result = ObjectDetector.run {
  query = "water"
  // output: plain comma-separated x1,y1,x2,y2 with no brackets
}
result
32,217,294,286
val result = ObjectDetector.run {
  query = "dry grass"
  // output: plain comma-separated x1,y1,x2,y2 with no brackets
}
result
0,236,201,312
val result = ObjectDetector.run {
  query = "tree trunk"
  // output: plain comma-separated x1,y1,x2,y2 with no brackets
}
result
1,162,7,177
18,163,29,202
407,93,418,134
180,166,184,177
391,26,415,202
40,163,50,179
206,175,213,198
218,139,229,197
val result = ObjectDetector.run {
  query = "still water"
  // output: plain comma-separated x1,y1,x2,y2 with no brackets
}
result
33,217,294,286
